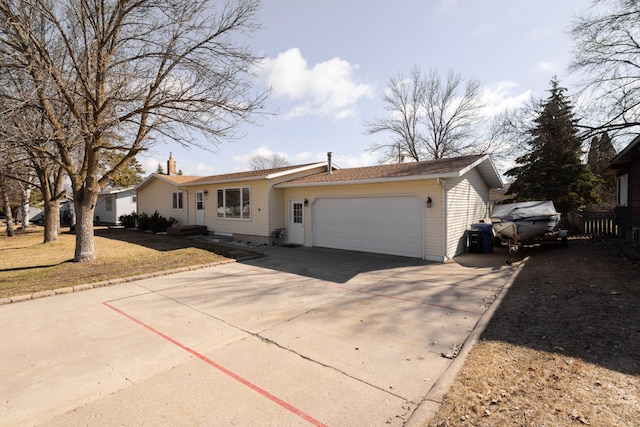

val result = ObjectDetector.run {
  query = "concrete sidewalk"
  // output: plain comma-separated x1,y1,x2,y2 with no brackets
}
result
0,246,518,427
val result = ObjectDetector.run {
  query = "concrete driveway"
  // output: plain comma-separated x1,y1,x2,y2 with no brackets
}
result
0,245,518,427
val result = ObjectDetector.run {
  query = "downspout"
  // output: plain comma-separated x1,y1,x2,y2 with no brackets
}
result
437,177,448,262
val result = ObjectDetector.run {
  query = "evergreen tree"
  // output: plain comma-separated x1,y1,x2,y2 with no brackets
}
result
586,132,617,209
100,153,146,187
506,78,600,213
156,163,164,174
587,132,616,174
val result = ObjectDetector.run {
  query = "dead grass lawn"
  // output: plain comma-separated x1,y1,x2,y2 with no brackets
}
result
0,226,258,299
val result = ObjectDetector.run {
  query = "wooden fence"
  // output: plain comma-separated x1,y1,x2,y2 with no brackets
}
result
567,211,618,236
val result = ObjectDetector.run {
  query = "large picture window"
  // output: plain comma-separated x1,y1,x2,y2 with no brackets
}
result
172,191,184,210
217,187,250,219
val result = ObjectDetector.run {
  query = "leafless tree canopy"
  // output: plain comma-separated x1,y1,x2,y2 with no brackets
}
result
570,0,640,137
365,66,485,162
249,153,290,170
0,0,267,261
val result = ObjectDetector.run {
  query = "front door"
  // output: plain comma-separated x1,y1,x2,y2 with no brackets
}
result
195,190,205,225
289,200,304,245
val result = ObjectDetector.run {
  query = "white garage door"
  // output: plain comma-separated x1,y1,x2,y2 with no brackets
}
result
312,196,425,258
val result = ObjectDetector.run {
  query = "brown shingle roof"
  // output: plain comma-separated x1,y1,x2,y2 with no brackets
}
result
140,162,325,189
278,155,485,185
186,162,321,184
161,175,201,184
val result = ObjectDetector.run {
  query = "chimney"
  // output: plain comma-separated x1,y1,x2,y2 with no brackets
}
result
167,152,177,175
327,151,332,174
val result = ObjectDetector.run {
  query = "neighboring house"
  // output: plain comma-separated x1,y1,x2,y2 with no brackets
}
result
608,135,640,242
135,154,503,262
94,187,137,225
30,200,74,226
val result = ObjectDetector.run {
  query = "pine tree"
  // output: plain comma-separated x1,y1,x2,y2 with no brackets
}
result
100,153,146,187
587,132,616,174
155,163,164,174
506,78,600,213
586,132,617,209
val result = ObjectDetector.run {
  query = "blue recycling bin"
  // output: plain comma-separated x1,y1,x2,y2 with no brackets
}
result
471,223,494,253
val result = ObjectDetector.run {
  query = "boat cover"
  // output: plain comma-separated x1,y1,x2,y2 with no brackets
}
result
491,201,559,221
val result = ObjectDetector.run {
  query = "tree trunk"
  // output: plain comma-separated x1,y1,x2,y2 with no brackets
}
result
73,197,97,262
1,173,15,237
43,200,60,243
19,185,32,229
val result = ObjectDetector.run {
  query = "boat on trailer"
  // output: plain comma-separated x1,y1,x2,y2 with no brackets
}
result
490,201,561,244
485,201,561,264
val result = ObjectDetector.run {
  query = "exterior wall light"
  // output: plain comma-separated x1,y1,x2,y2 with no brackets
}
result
203,190,208,196
304,198,309,205
426,197,432,208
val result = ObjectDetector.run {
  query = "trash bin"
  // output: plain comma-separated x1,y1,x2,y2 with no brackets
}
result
467,228,483,254
471,223,494,253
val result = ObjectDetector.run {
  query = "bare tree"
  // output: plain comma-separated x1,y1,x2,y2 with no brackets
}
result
249,153,290,170
0,64,70,242
570,0,640,137
0,0,267,261
0,169,16,237
365,66,485,162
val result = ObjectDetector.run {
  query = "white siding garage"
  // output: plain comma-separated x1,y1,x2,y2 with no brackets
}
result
312,196,425,258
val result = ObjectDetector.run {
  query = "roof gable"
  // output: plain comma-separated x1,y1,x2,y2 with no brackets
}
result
609,134,640,168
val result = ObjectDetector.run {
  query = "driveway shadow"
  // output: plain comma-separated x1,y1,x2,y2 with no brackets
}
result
480,238,640,375
243,245,433,284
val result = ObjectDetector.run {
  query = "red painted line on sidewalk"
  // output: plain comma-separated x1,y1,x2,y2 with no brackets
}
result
347,288,484,315
103,302,327,427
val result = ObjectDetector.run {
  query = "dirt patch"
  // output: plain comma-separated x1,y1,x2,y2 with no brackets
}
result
426,237,640,426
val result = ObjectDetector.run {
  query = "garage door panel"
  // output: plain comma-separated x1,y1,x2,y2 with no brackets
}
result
313,196,424,258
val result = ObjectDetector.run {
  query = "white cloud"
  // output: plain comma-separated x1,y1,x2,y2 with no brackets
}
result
142,157,161,175
534,61,558,73
526,27,550,41
480,81,532,117
233,146,289,164
332,151,377,168
194,163,217,175
260,48,375,120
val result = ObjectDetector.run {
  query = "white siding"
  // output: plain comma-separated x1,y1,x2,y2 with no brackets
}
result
443,168,490,259
137,180,189,226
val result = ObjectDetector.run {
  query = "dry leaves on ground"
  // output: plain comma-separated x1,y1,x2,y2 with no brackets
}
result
426,237,640,427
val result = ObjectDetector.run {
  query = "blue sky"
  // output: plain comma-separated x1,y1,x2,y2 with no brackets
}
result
140,0,595,176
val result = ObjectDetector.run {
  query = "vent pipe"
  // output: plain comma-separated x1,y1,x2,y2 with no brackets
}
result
327,151,332,174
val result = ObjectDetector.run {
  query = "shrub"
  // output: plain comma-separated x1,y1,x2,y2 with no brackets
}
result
137,211,177,233
118,212,138,228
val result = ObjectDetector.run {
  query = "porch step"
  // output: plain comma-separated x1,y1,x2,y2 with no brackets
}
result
167,225,208,237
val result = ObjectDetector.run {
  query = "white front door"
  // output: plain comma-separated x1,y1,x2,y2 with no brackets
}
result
289,200,305,245
195,190,205,225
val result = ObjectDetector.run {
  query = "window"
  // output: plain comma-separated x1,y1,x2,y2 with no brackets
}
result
196,191,204,210
217,187,250,219
105,195,113,212
172,191,184,210
293,202,303,224
132,195,137,203
617,173,628,207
